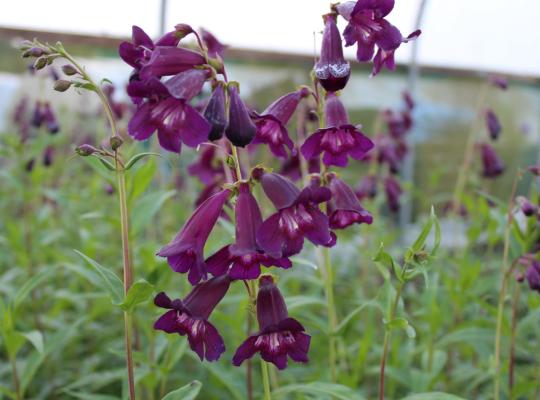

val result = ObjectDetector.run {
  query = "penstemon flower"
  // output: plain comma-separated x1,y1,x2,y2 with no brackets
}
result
326,173,373,229
479,142,504,178
188,146,225,185
485,108,502,140
204,82,228,141
225,84,257,147
383,175,402,212
200,28,228,58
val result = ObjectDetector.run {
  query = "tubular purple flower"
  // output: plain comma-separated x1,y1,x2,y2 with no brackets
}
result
517,196,536,217
256,172,335,258
207,184,292,280
200,28,228,58
314,14,351,92
204,82,228,141
157,189,231,285
355,174,378,200
154,276,231,361
479,142,504,178
188,146,224,185
232,275,310,370
139,46,206,80
43,102,59,134
31,101,43,128
42,145,54,167
384,175,402,212
327,173,373,229
525,260,540,293
164,68,209,100
485,108,502,140
279,151,321,182
225,84,256,147
252,88,310,158
301,92,373,167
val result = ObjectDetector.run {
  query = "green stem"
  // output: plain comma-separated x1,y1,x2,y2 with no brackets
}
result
10,356,22,400
231,146,243,180
379,282,404,400
508,282,521,398
322,246,338,382
261,359,272,400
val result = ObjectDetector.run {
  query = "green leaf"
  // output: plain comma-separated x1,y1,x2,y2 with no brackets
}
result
274,382,366,400
161,380,202,400
13,268,54,310
63,390,120,400
129,158,157,202
73,250,123,305
132,190,176,236
21,330,44,354
411,213,434,254
125,152,163,170
373,243,400,281
95,156,116,171
335,300,382,335
118,280,154,312
385,317,415,338
402,392,467,400
4,330,26,358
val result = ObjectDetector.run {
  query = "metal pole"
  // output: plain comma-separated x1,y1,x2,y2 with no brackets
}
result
159,0,168,36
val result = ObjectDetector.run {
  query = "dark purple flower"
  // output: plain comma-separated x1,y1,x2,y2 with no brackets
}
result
256,172,335,258
207,183,291,280
337,0,420,76
489,75,508,90
327,173,372,229
375,134,405,174
225,84,256,147
157,189,231,285
232,275,310,370
384,175,402,212
154,276,231,361
301,92,373,167
127,77,210,153
485,108,502,140
279,151,321,182
314,14,351,92
139,46,206,80
204,82,228,141
31,101,43,128
480,143,504,178
252,88,310,158
25,159,35,172
42,145,54,167
188,146,224,185
355,174,378,200
103,84,126,120
200,28,228,58
517,196,536,217
525,260,540,293
528,165,540,176
43,102,59,134
403,90,415,110
383,109,412,139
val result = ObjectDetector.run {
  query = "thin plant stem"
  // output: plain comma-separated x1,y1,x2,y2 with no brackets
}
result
378,282,404,400
246,279,257,400
494,170,521,400
10,356,21,400
261,358,272,400
508,282,521,397
231,146,243,180
322,246,338,382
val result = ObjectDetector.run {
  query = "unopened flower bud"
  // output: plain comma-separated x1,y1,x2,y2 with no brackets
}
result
76,144,98,156
61,64,78,76
23,47,45,58
174,23,194,40
517,196,536,217
34,57,48,70
54,80,72,92
109,136,123,151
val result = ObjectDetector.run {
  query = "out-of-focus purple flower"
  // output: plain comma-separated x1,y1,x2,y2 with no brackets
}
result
25,159,35,172
255,172,335,258
525,260,540,293
383,109,412,139
314,14,351,92
103,84,126,120
301,92,373,167
479,142,504,178
127,77,210,153
384,175,402,212
207,184,291,280
232,275,310,370
200,28,228,58
42,145,54,167
327,173,372,229
154,276,231,361
517,196,536,217
442,200,468,218
225,84,256,147
158,189,231,285
355,174,378,200
13,97,28,124
204,82,228,141
337,0,420,76
104,184,114,195
43,102,59,134
528,165,540,176
375,134,405,174
489,75,508,90
485,108,502,140
403,90,415,110
188,146,224,185
31,101,43,128
252,88,309,158
279,151,321,182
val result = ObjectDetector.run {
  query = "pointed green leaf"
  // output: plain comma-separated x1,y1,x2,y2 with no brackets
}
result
273,382,366,400
21,330,44,354
4,330,26,358
132,190,176,236
373,243,400,281
125,152,163,170
119,280,154,312
162,380,202,400
13,268,54,310
402,393,467,400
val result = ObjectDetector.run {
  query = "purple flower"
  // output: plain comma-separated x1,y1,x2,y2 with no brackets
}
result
489,75,508,90
403,90,415,111
337,0,421,76
279,151,321,182
479,143,504,178
525,260,540,293
127,77,210,153
207,183,291,280
204,82,228,141
232,275,310,370
252,88,310,158
314,14,351,92
355,174,378,200
139,46,206,80
225,84,257,147
384,175,402,212
31,101,43,128
383,109,412,139
256,172,335,258
485,108,502,140
200,28,228,58
154,276,231,361
43,102,59,134
301,92,373,167
517,196,536,217
157,189,231,285
42,145,54,167
375,134,405,174
188,146,224,185
327,173,373,229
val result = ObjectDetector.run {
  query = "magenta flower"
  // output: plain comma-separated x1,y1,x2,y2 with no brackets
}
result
327,173,373,229
301,92,373,167
375,134,405,174
383,109,412,139
525,260,540,293
201,28,228,58
188,146,224,185
207,183,291,280
314,14,351,92
154,276,231,361
252,88,310,158
485,108,502,140
256,172,335,258
337,0,421,76
355,174,378,200
479,143,504,178
279,151,321,182
225,84,257,147
204,82,228,141
157,189,231,285
384,175,402,212
489,75,508,90
232,275,310,370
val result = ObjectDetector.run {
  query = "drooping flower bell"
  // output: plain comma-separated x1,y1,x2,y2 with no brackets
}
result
337,0,421,76
204,82,228,141
326,173,373,229
225,83,256,147
154,276,231,361
301,92,373,167
232,275,310,370
42,145,54,167
355,174,378,200
206,183,292,280
479,142,504,178
138,42,206,80
31,100,43,128
251,88,310,158
279,151,321,182
485,108,502,140
43,102,59,134
157,189,231,285
200,28,228,59
517,196,536,217
384,175,402,212
525,260,540,293
188,146,225,185
255,172,335,258
314,13,351,92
